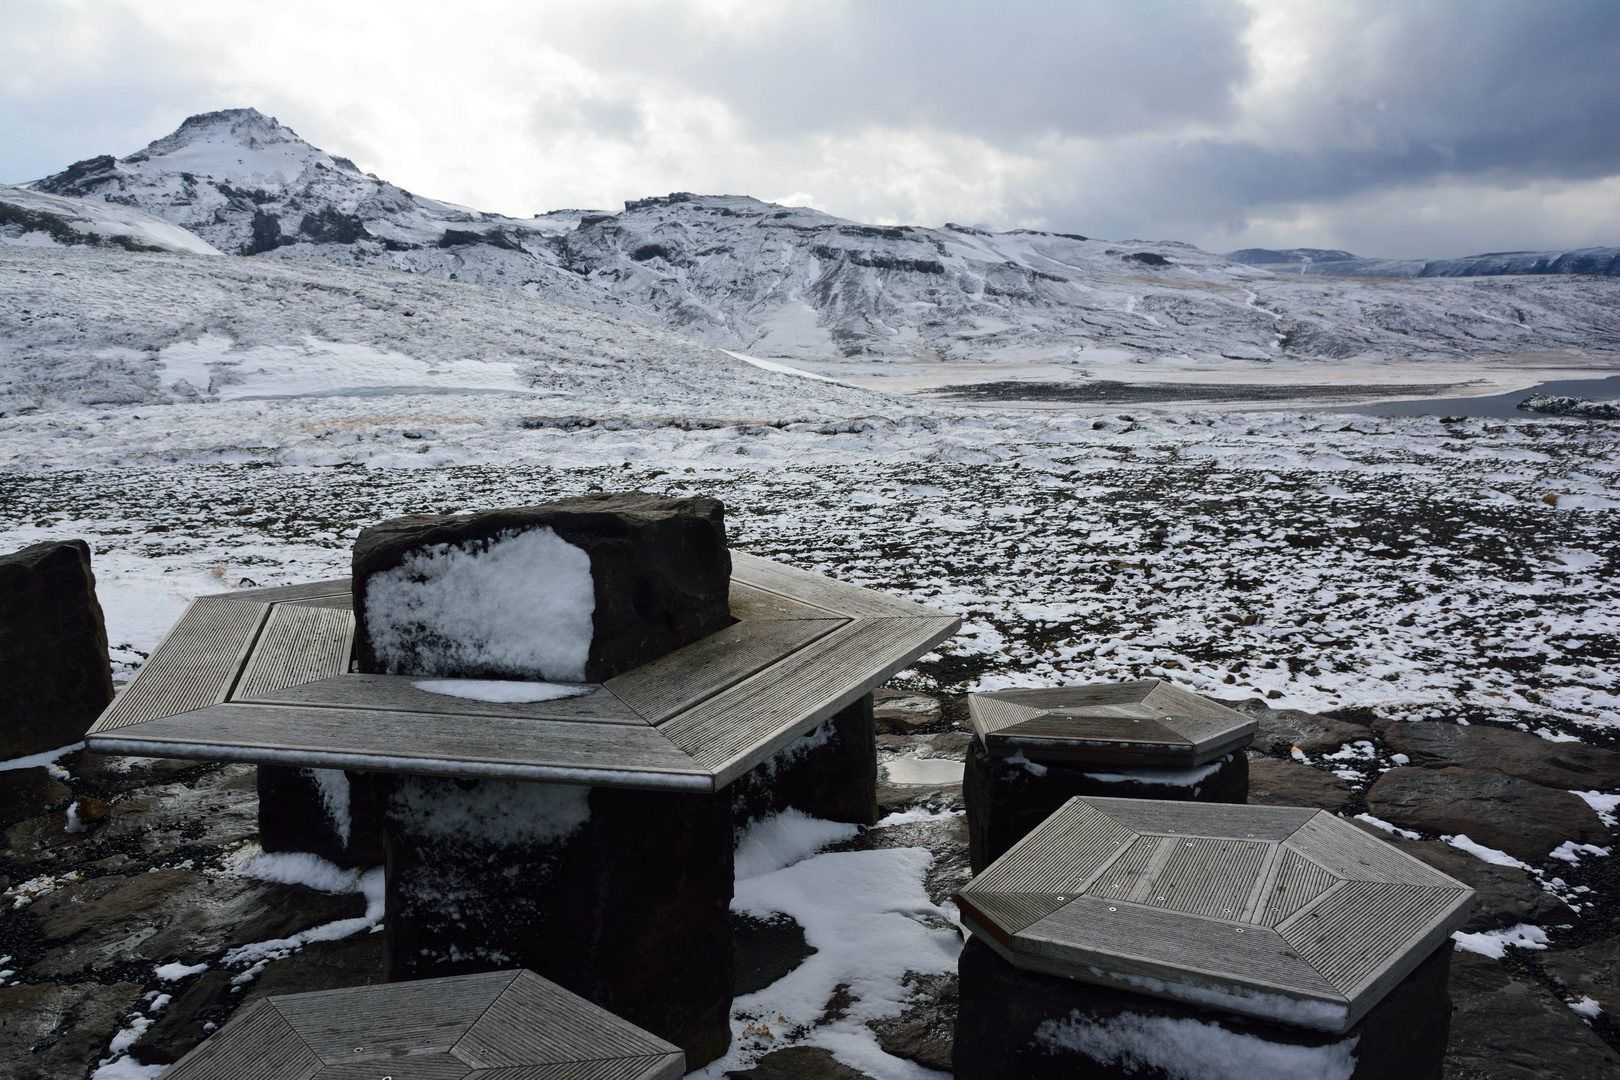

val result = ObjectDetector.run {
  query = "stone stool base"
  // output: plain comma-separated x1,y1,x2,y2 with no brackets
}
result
257,765,385,868
964,739,1248,873
954,935,1452,1080
376,775,734,1069
729,694,878,827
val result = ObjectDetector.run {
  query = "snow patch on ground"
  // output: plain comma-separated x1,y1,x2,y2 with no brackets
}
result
734,809,860,881
0,742,83,773
365,527,595,682
1443,834,1533,870
1452,923,1551,958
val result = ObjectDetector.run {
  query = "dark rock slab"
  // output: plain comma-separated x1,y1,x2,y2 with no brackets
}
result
731,695,877,827
1246,753,1355,812
868,971,956,1072
130,969,236,1066
954,934,1452,1080
0,766,73,826
1351,824,1573,933
1541,936,1620,1018
734,911,815,997
1233,699,1373,756
353,493,730,682
63,750,212,797
0,980,143,1080
378,773,735,1069
0,539,115,759
872,688,943,734
964,737,1247,873
223,883,367,947
727,1047,877,1080
1366,766,1609,863
242,930,386,1004
1444,948,1620,1079
257,765,385,868
1376,719,1620,791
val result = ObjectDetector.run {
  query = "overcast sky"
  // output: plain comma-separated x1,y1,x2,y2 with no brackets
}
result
5,0,1617,258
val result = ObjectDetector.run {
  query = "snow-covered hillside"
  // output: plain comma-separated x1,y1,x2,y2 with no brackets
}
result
0,185,221,256
31,109,1620,371
0,245,882,418
1228,246,1620,279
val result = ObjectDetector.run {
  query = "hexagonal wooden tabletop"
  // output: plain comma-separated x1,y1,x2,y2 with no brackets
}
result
87,552,957,792
956,797,1474,1033
967,679,1258,766
161,968,685,1080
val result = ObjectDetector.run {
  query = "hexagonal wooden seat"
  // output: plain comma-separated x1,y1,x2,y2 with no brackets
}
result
963,681,1258,871
161,969,685,1080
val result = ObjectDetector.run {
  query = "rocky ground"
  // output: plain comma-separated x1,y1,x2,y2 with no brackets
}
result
5,688,1618,1078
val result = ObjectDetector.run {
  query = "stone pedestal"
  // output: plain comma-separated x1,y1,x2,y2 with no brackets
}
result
729,694,878,827
965,738,1248,872
0,539,115,759
954,934,1452,1080
376,774,735,1069
257,765,385,868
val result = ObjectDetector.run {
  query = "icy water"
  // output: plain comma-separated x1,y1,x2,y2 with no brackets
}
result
1341,374,1620,419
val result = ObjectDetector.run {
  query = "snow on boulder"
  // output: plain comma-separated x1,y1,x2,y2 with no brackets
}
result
352,492,731,683
0,185,221,256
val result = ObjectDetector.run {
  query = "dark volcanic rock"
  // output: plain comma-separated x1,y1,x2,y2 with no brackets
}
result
1444,949,1620,1079
733,911,815,996
1365,766,1608,863
872,688,942,733
242,931,387,1004
1234,699,1373,756
964,738,1247,873
378,773,735,1068
0,766,73,826
1352,824,1573,932
0,539,115,759
1541,936,1620,1018
0,980,143,1080
130,969,236,1065
258,765,385,868
1247,753,1355,812
731,695,878,827
954,935,1452,1080
352,492,731,683
1376,719,1620,791
727,1047,877,1080
868,971,957,1072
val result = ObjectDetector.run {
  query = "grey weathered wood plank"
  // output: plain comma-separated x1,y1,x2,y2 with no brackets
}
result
660,614,959,784
89,595,268,733
1284,813,1463,889
205,578,351,604
729,579,843,621
969,798,1138,897
1141,680,1250,719
159,999,322,1080
453,969,680,1069
605,618,846,724
95,703,709,789
232,604,355,701
244,674,646,726
730,550,942,618
1153,713,1260,759
1084,798,1322,841
272,971,514,1063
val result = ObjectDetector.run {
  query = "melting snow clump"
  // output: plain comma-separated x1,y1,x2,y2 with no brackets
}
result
1034,1010,1359,1080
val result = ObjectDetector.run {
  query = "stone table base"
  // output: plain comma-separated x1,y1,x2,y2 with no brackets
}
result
376,774,734,1069
963,739,1248,873
953,935,1452,1080
257,765,385,868
729,694,878,827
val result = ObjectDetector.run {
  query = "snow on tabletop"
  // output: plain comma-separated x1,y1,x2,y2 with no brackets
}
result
1451,923,1551,959
413,678,593,703
365,527,595,682
1034,1010,1359,1080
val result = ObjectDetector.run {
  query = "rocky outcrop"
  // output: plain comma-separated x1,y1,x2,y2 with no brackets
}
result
1518,394,1620,419
0,539,115,759
1375,718,1620,789
1365,766,1608,862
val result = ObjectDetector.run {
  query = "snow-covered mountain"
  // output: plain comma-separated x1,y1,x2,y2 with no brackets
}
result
28,109,1620,368
1227,246,1620,278
1,184,221,256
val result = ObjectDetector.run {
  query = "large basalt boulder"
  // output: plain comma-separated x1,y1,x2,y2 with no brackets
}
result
964,738,1247,873
0,539,115,759
1374,718,1620,790
1365,765,1608,863
953,935,1452,1080
352,493,730,683
257,765,385,868
377,774,735,1069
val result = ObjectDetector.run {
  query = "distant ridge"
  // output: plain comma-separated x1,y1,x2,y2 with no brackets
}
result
1225,246,1620,278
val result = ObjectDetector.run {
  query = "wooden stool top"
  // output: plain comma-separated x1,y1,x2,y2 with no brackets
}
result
967,679,1257,766
956,797,1474,1033
88,552,956,792
160,969,684,1080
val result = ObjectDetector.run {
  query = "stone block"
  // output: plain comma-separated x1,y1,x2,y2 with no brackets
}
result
964,737,1247,873
257,764,385,868
730,694,878,827
0,539,115,759
376,773,735,1069
1365,765,1607,862
953,934,1452,1080
352,493,730,682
